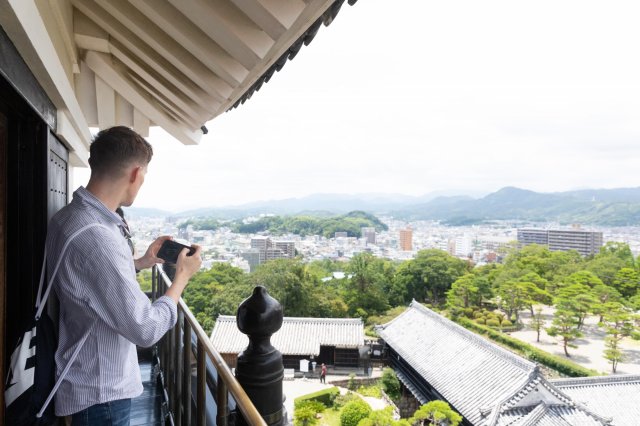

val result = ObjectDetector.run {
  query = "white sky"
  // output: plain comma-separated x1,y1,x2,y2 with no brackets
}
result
73,0,640,211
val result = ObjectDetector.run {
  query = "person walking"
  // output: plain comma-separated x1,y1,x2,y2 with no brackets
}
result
320,363,327,384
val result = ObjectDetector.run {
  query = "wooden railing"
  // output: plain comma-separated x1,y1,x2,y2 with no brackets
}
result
151,265,267,426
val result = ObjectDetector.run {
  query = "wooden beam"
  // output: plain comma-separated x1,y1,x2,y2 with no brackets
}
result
93,0,233,100
109,40,214,125
228,0,289,41
128,0,248,87
133,108,149,137
74,60,98,126
84,51,202,145
73,9,109,52
167,0,273,70
72,0,221,109
115,93,133,127
47,0,80,73
94,74,115,129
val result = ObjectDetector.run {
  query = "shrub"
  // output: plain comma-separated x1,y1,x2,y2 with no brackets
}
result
348,373,357,391
501,319,513,327
295,387,340,407
333,392,360,410
294,406,317,426
486,319,501,327
357,385,382,398
380,368,400,400
495,313,505,322
294,400,326,413
463,308,474,318
340,400,372,426
455,317,599,377
473,311,484,319
475,317,486,325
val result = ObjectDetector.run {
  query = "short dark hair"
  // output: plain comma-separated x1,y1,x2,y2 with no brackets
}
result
89,126,153,177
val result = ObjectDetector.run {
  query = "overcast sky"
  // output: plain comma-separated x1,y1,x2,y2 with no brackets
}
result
74,0,640,211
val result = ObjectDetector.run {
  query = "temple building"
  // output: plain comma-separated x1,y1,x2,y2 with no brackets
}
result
211,315,364,370
377,302,640,426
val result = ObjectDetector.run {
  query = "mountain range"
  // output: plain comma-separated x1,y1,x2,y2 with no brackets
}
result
124,187,640,226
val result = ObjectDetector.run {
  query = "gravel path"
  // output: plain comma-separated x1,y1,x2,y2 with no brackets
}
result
510,305,640,375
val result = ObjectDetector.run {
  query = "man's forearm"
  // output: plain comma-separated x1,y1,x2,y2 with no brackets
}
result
164,271,190,304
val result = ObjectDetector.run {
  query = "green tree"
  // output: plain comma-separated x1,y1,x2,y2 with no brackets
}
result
599,242,635,268
599,302,636,373
410,401,462,426
612,268,640,299
446,274,479,309
555,283,597,329
345,253,391,318
380,368,401,400
394,250,468,305
547,299,583,357
591,285,622,322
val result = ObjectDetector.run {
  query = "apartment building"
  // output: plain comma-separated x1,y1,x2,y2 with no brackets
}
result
518,228,603,256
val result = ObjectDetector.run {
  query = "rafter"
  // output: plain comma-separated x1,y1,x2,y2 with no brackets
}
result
84,51,202,145
71,3,221,109
127,0,248,87
167,0,273,70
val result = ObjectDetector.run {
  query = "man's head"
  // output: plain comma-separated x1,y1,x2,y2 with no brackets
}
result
88,126,153,207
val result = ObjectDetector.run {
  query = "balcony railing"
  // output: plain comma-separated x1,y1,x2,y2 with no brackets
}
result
151,265,268,426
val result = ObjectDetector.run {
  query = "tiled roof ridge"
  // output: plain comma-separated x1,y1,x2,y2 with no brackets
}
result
215,315,362,324
491,370,614,426
407,301,536,373
517,402,548,426
550,374,640,387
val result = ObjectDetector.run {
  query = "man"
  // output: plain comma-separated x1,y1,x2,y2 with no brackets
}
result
46,126,202,425
320,363,327,384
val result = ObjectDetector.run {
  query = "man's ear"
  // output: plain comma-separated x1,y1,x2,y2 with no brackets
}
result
128,165,140,183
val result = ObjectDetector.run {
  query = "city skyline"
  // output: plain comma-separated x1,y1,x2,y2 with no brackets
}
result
72,0,640,211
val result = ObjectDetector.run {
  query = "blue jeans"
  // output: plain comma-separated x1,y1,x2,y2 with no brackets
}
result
71,398,131,426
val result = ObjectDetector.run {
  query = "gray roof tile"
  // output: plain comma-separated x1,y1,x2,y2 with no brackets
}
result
210,315,364,355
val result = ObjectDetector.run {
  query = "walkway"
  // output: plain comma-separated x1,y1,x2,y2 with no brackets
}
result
511,305,640,375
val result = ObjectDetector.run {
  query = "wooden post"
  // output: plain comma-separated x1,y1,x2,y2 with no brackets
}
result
235,286,284,426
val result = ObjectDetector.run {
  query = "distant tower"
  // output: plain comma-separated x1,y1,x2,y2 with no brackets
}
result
399,228,413,251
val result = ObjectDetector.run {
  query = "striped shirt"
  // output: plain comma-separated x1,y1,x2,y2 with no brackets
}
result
46,187,177,416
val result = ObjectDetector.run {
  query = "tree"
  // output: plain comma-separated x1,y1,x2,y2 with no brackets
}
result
591,285,622,322
380,368,401,400
410,401,462,426
406,250,469,305
447,274,479,309
599,242,635,268
555,283,597,329
612,268,640,299
599,302,636,373
345,253,391,318
496,280,528,322
546,299,583,357
531,307,545,343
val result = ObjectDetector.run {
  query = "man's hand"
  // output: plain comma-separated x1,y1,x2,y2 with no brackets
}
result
135,235,172,271
165,245,203,303
175,244,203,280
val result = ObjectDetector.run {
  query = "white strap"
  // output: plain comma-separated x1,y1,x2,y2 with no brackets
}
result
35,223,111,320
36,325,94,418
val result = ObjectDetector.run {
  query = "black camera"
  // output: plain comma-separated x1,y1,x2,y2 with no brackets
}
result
157,240,196,264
